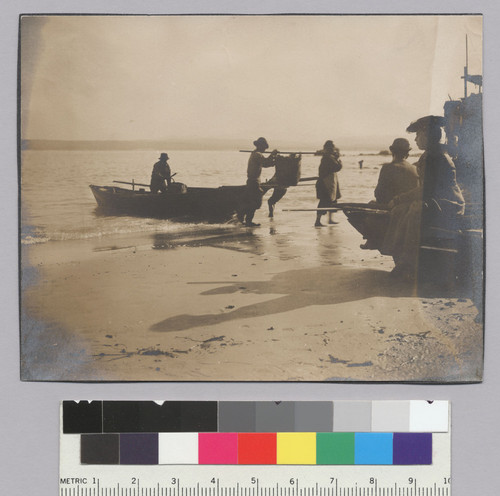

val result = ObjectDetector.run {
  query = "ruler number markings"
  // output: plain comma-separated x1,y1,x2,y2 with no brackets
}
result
61,476,451,496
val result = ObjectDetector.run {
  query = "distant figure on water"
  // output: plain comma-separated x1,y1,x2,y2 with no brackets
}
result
381,116,465,280
315,140,342,227
374,138,418,207
150,152,172,194
240,137,278,227
358,159,364,169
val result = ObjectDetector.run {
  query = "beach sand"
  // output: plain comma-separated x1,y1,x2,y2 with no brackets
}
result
20,211,483,382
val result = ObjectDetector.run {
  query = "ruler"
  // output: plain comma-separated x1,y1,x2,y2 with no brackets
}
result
60,401,451,496
59,470,451,496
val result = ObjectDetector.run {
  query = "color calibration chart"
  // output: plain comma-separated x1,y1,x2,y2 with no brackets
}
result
60,401,451,495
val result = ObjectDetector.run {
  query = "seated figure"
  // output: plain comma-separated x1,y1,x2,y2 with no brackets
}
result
381,116,465,280
374,138,418,207
359,138,418,249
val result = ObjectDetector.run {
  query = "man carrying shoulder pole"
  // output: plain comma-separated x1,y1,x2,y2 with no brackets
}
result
239,137,278,227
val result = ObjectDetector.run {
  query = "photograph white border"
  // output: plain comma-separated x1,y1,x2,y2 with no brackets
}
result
1,1,499,495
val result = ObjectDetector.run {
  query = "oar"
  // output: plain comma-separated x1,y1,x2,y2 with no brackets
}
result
262,176,319,190
324,202,389,210
113,173,177,190
284,202,380,209
283,206,389,215
263,176,318,188
113,180,150,188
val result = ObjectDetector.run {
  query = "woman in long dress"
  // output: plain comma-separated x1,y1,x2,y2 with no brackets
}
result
315,140,342,227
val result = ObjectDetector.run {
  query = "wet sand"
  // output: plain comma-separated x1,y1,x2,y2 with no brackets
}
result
21,210,483,382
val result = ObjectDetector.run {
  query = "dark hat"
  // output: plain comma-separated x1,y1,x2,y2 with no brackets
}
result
389,138,411,153
323,140,335,150
159,152,169,160
406,115,446,133
253,137,269,148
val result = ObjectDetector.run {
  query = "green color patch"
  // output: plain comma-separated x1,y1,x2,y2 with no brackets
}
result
316,432,355,464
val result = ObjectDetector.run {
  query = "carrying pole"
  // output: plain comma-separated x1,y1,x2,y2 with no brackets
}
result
239,150,317,155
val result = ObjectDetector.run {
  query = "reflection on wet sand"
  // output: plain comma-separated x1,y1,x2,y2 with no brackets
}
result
150,222,346,266
21,194,482,382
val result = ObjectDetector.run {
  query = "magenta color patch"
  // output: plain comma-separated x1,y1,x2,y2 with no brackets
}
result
198,433,238,464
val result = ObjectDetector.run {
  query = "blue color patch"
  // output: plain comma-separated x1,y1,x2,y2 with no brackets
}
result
354,433,393,465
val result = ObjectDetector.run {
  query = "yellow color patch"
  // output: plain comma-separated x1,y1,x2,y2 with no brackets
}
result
277,433,316,465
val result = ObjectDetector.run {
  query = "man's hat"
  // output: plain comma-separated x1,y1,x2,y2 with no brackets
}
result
253,137,269,149
159,152,169,160
389,138,411,153
406,115,446,133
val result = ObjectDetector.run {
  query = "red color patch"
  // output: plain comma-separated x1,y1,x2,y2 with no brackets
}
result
238,433,277,464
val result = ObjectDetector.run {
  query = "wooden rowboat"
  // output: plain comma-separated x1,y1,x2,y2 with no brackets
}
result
90,156,304,222
89,183,247,222
339,202,482,298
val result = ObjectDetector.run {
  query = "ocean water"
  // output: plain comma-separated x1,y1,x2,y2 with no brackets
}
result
20,149,392,245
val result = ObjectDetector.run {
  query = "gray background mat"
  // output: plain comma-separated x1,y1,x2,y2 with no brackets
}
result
1,1,499,495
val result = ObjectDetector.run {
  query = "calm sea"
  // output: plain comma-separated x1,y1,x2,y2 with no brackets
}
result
20,149,390,245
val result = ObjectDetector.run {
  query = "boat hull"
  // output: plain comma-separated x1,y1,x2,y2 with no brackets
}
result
341,203,482,295
90,184,247,221
342,205,390,250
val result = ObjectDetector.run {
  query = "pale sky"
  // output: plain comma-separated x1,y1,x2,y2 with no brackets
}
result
20,15,482,148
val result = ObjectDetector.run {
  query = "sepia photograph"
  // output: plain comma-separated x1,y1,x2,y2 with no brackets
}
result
19,14,484,382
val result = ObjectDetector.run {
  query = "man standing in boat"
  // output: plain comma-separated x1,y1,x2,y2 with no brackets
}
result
240,137,278,226
150,152,172,194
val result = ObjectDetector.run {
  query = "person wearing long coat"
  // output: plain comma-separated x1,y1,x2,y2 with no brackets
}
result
374,138,419,206
315,140,342,226
357,138,418,250
381,116,465,280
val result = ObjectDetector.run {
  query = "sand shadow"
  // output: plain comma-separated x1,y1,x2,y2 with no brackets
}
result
150,265,432,333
